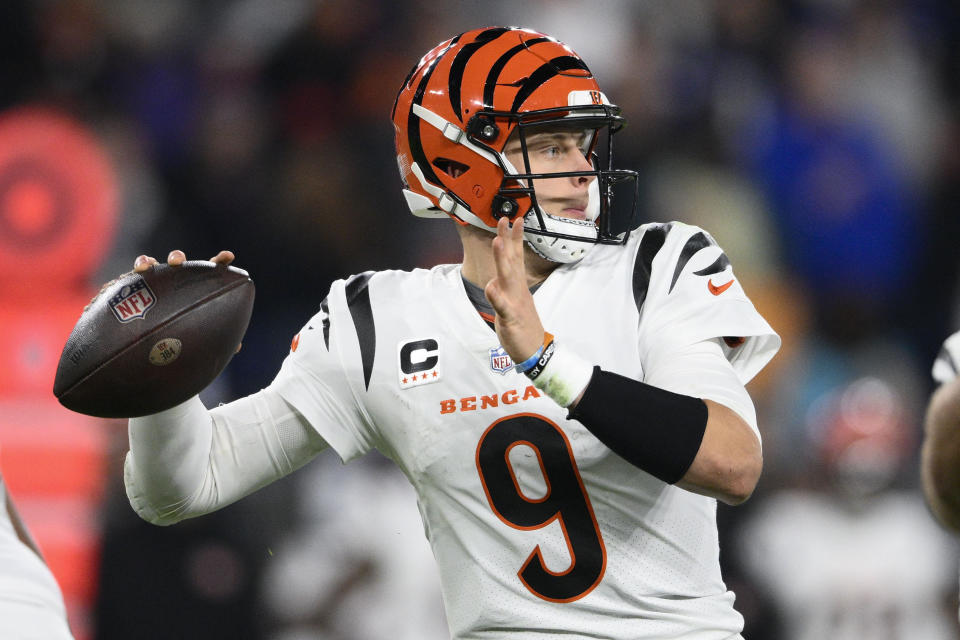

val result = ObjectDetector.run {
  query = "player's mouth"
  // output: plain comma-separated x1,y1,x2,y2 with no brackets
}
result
561,202,589,219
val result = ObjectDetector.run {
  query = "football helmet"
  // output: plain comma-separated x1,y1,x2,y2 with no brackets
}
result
392,27,639,263
807,377,912,498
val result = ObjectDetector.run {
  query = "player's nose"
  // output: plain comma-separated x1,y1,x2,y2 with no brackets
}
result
572,152,594,186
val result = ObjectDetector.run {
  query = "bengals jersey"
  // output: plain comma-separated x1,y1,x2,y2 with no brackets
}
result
271,221,779,639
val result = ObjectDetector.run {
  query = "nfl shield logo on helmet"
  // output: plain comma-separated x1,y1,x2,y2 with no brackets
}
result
109,278,156,323
489,346,513,375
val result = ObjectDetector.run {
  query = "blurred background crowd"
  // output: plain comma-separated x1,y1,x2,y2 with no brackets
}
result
1,0,959,638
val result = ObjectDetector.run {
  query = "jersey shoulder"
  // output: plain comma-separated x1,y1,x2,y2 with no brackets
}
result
624,221,781,383
291,265,454,391
622,220,737,313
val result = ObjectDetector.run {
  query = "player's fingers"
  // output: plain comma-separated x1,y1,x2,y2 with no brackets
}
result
209,250,235,265
484,280,504,313
133,255,158,273
509,215,525,246
167,250,187,266
491,230,513,286
502,217,525,269
509,216,526,264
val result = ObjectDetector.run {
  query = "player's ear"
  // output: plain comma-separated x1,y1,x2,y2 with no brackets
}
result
433,158,470,179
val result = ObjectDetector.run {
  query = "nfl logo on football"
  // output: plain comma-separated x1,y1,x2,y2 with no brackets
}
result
109,279,156,323
489,346,513,375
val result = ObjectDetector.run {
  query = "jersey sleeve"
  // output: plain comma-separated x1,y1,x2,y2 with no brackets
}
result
269,275,378,462
932,330,960,384
633,222,781,385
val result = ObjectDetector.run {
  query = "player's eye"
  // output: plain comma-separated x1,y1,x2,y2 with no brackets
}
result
542,144,562,158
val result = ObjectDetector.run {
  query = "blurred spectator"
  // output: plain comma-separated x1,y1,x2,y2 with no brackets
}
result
738,18,922,344
261,453,447,640
737,374,959,639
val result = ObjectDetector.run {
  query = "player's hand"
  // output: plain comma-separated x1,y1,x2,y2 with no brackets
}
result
131,250,242,353
133,250,235,273
484,217,546,363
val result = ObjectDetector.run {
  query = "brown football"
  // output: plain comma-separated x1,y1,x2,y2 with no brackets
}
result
53,261,255,418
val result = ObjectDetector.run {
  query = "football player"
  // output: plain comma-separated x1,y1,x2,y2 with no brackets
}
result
922,330,960,533
0,470,74,639
124,27,780,638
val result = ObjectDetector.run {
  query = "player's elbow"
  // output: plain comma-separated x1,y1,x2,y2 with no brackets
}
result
123,454,189,527
678,401,763,505
676,444,762,505
717,450,762,505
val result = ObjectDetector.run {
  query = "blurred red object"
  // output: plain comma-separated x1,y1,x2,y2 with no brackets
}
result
0,106,120,640
0,107,118,294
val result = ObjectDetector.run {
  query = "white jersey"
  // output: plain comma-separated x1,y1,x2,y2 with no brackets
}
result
739,490,958,640
0,471,73,640
272,222,779,639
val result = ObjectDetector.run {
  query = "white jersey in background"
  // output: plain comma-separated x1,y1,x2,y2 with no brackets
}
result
272,222,779,639
0,469,74,640
740,490,958,640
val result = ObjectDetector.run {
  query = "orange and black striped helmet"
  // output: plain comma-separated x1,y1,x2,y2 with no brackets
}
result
392,27,639,261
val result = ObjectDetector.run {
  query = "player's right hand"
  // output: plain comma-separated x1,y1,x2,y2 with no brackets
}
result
134,250,235,273
131,250,242,354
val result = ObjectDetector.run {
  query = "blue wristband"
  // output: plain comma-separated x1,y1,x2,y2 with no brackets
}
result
514,344,545,374
513,332,555,374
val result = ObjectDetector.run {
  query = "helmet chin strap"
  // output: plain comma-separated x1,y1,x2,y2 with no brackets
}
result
522,180,600,264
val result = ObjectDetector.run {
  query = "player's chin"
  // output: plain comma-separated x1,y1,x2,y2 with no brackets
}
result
550,208,587,220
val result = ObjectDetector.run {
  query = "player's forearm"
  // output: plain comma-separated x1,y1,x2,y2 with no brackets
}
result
571,371,760,505
675,400,762,505
922,377,960,532
563,338,761,504
125,389,327,526
125,395,215,525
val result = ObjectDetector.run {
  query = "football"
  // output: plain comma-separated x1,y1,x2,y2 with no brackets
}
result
53,261,255,418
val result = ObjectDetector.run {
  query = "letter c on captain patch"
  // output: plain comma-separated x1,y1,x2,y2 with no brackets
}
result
398,338,441,389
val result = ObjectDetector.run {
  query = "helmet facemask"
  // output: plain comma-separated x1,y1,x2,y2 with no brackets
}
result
472,104,640,263
392,27,640,262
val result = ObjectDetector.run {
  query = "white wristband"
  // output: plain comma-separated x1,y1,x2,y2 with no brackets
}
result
529,342,594,408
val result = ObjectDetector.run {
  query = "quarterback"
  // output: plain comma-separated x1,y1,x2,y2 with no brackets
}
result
124,27,780,638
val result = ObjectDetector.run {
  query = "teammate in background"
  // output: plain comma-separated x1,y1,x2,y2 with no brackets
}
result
124,27,779,638
739,376,958,639
922,330,960,533
0,470,74,639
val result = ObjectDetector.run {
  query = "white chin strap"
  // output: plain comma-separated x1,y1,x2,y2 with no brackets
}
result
523,180,600,263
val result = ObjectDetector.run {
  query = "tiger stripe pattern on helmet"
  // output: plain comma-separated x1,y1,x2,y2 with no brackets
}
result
393,26,639,260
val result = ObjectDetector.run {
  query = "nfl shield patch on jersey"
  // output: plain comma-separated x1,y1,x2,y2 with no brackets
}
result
398,338,441,389
489,345,513,375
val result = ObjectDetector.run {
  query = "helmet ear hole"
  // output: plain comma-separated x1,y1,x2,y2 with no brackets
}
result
433,158,470,178
467,114,500,142
491,195,519,219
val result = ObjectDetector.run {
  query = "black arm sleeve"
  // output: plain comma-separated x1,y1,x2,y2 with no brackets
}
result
568,367,708,484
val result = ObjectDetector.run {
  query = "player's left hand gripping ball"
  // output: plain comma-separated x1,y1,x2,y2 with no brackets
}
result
53,261,255,418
